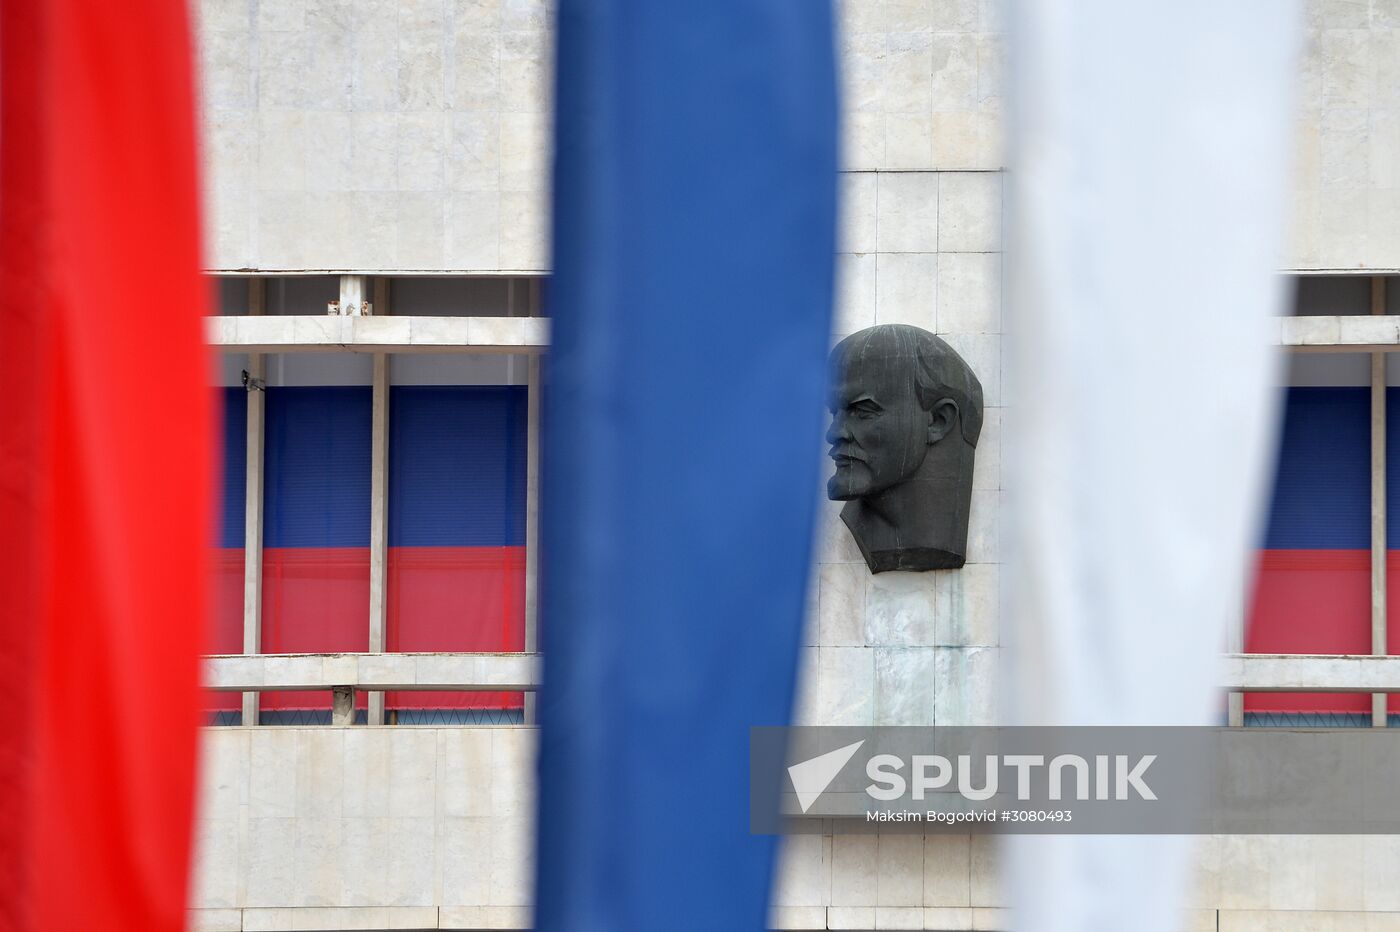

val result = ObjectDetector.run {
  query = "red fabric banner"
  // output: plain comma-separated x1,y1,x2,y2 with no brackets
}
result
1247,550,1400,714
387,546,526,710
0,0,210,928
260,547,371,711
1246,550,1371,713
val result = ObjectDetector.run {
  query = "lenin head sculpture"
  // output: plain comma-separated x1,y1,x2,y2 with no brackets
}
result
827,325,983,573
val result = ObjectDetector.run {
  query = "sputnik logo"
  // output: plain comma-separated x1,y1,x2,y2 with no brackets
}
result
787,740,865,813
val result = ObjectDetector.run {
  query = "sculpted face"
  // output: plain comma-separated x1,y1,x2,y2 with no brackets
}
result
826,340,932,500
824,324,982,573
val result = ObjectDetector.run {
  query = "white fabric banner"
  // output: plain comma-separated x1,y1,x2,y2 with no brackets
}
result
1004,2,1302,930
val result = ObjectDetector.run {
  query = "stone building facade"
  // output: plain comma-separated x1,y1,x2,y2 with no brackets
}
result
189,1,1400,930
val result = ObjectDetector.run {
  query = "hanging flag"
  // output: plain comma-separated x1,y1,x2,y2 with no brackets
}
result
536,1,839,928
1005,3,1301,932
0,0,211,928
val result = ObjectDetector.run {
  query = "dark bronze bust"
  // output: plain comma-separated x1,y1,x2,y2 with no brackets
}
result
826,324,983,573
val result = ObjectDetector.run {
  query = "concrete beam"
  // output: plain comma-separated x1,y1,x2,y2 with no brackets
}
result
241,279,266,725
331,686,355,725
523,354,540,725
339,275,368,316
204,652,543,692
1373,277,1389,727
205,311,1400,355
1223,653,1400,692
1279,314,1400,351
206,315,549,354
367,352,389,725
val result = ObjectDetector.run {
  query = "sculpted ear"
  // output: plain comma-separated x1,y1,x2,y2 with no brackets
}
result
926,399,958,444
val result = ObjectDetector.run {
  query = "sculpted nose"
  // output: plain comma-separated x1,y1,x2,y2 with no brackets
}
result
826,413,851,446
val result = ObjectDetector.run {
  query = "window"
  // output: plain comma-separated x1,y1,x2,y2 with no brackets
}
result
1248,384,1371,716
261,385,373,712
208,388,246,716
1244,275,1400,725
387,385,527,713
206,275,540,723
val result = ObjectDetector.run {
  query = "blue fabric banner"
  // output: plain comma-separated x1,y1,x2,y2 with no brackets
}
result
218,387,246,548
536,2,838,929
389,386,527,547
263,386,371,548
1262,387,1369,550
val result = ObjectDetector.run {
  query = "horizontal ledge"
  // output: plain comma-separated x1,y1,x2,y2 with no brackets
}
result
211,314,1400,354
1282,268,1400,276
210,651,1400,692
206,269,548,277
1279,315,1400,351
203,265,1393,277
1224,653,1400,692
206,315,549,354
204,652,542,691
